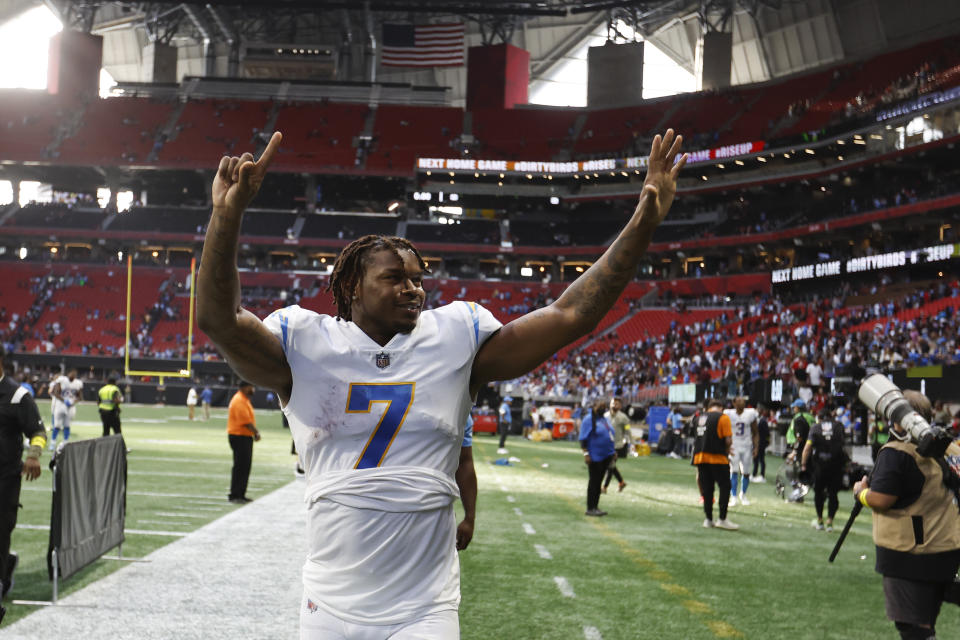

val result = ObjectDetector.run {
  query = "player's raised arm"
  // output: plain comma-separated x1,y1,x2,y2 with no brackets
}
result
471,129,687,388
196,132,293,401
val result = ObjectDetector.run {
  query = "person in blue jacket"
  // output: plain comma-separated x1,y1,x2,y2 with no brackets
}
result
580,399,616,517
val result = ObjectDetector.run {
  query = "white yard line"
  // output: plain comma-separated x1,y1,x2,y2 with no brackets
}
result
583,625,603,639
553,576,576,598
522,523,536,535
513,507,523,516
15,523,188,537
534,544,553,559
506,495,516,502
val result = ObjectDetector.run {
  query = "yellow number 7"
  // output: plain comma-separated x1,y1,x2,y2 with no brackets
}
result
346,383,416,469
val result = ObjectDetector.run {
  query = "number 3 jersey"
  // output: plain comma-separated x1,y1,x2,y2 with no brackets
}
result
723,407,758,451
263,301,501,625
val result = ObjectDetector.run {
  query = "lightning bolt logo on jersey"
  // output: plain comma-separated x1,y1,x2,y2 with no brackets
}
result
263,301,501,625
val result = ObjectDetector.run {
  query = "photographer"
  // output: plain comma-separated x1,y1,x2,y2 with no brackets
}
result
853,390,960,640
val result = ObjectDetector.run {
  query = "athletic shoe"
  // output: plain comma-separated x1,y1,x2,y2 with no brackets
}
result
601,486,607,494
753,476,766,483
584,509,608,517
703,518,715,528
294,463,305,478
229,497,253,504
618,481,627,493
715,519,740,530
496,448,508,455
729,495,738,507
738,494,751,506
826,524,834,533
812,519,825,531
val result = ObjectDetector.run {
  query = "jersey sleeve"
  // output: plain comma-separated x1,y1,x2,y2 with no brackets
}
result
462,413,473,448
15,389,46,439
263,305,316,355
459,301,502,353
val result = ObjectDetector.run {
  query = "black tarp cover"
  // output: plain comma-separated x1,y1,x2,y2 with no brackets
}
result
48,434,127,580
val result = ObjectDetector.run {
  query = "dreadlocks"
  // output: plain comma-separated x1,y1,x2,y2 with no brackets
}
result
326,234,428,321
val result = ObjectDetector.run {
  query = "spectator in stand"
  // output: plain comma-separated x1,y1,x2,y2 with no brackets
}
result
806,359,824,391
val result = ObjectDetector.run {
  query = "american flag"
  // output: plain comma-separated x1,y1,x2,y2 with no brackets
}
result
381,23,465,67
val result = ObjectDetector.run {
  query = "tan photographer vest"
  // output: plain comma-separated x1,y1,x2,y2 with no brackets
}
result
873,440,960,554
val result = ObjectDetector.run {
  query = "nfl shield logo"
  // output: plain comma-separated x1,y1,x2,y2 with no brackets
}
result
375,352,391,369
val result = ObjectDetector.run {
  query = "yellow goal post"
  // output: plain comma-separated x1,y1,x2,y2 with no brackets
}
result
123,254,197,381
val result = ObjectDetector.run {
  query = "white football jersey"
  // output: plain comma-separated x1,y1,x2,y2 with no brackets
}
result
263,301,501,625
52,375,82,406
724,407,758,450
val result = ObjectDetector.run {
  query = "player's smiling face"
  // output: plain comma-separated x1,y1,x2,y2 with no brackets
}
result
352,248,425,346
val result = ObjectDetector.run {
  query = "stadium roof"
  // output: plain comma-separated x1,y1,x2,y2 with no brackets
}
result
4,0,960,105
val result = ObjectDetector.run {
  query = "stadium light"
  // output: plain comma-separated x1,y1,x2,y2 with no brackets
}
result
19,247,27,260
520,266,533,277
757,157,767,163
549,196,560,205
387,201,400,212
805,148,815,155
117,251,123,261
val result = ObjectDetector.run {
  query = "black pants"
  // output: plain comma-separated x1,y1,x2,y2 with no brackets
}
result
587,456,613,510
697,463,731,522
813,460,843,521
0,473,21,591
603,445,628,488
228,435,253,500
498,421,511,448
100,408,121,436
753,444,767,478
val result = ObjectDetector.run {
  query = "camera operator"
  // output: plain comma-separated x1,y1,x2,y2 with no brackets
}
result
852,390,960,640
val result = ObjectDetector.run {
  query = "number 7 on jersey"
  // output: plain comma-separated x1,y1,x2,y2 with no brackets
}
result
346,383,416,469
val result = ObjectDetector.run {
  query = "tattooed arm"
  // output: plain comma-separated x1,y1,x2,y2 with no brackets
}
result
196,132,293,402
470,130,686,392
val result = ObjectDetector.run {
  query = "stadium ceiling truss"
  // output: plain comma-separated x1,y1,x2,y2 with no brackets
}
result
8,0,960,99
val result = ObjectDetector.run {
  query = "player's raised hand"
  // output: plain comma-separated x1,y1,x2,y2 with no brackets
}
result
634,129,687,233
212,131,283,214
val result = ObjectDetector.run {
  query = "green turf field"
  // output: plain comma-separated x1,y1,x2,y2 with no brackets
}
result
6,404,958,638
